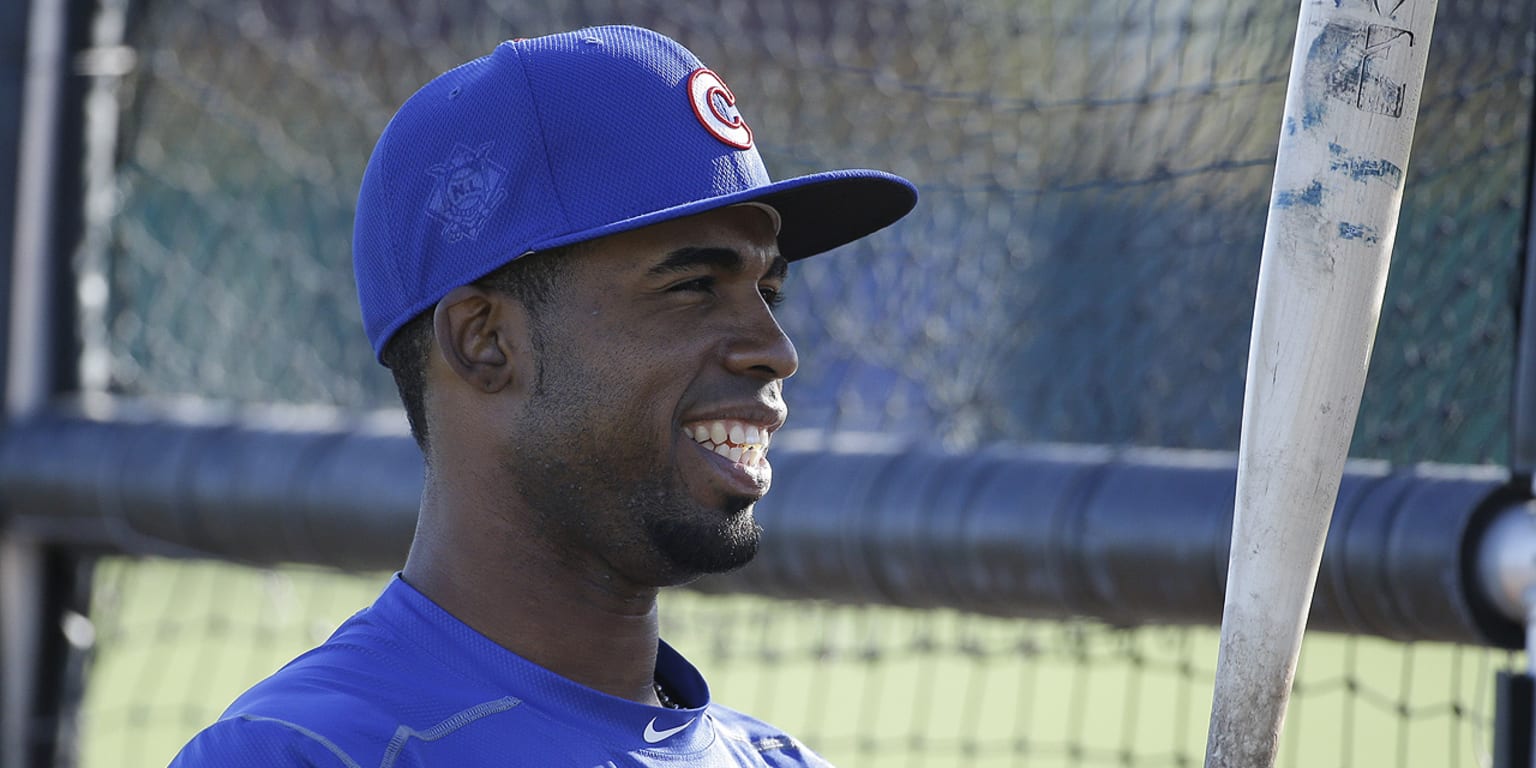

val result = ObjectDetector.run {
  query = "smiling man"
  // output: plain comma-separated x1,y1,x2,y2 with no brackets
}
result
171,24,914,767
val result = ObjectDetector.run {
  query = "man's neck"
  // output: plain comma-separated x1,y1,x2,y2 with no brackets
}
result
403,488,666,707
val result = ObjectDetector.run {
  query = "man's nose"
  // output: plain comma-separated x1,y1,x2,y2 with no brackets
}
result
723,304,799,381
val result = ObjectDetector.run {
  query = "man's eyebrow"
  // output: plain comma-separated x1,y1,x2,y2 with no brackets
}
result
646,247,744,276
645,247,789,279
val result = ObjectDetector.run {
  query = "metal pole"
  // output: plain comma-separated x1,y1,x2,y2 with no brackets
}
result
1474,504,1536,768
2,0,68,764
1524,592,1536,768
1498,7,1536,760
6,0,63,415
1514,0,1536,478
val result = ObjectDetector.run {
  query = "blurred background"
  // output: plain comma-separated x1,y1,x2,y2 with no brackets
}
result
2,0,1534,765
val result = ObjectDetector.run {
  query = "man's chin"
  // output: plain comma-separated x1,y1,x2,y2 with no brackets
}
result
646,511,762,579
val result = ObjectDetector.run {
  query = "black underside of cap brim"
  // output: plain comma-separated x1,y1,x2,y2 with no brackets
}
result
752,171,918,261
525,169,917,264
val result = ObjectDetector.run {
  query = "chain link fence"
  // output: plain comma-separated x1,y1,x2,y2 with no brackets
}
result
64,0,1536,764
79,558,1514,767
99,0,1527,461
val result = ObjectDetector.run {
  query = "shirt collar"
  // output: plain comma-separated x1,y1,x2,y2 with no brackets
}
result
374,573,716,753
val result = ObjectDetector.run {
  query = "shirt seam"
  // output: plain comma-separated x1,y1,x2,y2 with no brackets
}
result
378,696,522,768
235,714,365,768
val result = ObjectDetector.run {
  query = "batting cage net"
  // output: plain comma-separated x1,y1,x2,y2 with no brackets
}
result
11,0,1536,765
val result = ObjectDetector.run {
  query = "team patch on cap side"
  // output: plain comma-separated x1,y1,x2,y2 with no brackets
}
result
425,142,508,242
687,68,753,150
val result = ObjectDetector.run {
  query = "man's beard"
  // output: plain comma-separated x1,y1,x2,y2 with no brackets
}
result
507,333,766,582
642,494,762,578
509,432,764,584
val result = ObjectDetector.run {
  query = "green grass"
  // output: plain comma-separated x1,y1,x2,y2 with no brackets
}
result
77,558,1512,767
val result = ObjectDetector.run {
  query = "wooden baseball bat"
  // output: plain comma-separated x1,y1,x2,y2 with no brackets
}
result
1204,1,1439,766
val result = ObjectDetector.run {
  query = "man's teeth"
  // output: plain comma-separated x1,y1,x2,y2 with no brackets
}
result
685,420,769,466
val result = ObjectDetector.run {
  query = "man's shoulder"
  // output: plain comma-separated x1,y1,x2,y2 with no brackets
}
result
706,704,837,767
170,610,531,767
173,691,537,768
171,655,542,767
169,713,370,768
167,634,413,767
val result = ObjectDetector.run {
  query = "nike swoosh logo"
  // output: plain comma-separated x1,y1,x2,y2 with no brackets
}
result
642,716,695,744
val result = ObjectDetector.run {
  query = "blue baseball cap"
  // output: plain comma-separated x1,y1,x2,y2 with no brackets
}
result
353,25,917,361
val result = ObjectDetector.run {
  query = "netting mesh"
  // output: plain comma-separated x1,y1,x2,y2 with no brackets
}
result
64,0,1536,765
99,0,1528,460
82,559,1511,768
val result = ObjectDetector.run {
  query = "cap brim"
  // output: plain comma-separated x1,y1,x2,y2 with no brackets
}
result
753,170,918,260
528,168,917,261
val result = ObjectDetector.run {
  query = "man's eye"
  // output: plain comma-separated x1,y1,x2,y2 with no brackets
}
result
669,276,715,294
760,285,786,308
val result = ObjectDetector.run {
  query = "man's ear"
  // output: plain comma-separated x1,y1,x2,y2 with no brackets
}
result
432,286,526,393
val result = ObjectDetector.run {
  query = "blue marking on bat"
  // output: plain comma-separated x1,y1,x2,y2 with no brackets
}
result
1338,221,1380,243
1327,144,1403,188
1275,181,1324,209
1301,23,1360,130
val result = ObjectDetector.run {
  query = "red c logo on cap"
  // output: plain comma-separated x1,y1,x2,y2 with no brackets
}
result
688,68,753,150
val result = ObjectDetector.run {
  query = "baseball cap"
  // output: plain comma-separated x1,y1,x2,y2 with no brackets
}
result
353,25,917,360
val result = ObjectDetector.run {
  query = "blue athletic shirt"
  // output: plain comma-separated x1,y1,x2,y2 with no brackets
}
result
169,575,832,767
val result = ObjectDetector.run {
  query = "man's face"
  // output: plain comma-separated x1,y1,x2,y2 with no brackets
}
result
500,205,796,586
